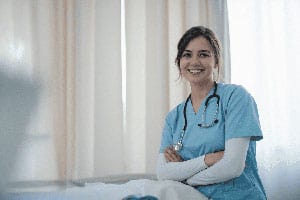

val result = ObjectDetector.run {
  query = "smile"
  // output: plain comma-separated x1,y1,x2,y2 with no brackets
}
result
187,69,204,75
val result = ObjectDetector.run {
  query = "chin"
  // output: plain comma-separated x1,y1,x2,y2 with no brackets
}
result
188,77,212,85
186,75,204,81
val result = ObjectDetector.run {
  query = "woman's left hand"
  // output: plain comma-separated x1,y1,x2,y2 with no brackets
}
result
164,146,183,162
204,151,224,167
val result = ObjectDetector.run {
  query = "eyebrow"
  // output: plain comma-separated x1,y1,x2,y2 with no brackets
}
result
183,49,211,53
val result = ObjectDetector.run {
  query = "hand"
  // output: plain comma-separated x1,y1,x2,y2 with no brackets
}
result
204,151,224,167
164,146,183,162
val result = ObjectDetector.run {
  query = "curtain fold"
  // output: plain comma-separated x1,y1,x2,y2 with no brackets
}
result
144,0,169,173
93,0,124,177
125,0,147,173
74,0,95,179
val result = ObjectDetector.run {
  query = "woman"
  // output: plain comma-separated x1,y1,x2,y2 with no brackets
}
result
156,26,266,199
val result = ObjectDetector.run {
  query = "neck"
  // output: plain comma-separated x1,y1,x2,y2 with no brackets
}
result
189,81,215,112
190,81,214,101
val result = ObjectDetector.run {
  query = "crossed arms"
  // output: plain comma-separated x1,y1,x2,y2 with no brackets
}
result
156,137,250,186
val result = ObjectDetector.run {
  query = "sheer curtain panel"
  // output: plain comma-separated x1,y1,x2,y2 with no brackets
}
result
228,0,300,199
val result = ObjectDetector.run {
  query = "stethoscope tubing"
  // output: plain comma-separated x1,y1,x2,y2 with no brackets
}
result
174,82,220,151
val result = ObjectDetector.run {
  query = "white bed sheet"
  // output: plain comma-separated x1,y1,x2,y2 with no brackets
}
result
66,179,208,200
2,179,208,200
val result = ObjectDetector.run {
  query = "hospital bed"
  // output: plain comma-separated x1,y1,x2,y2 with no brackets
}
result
1,173,208,200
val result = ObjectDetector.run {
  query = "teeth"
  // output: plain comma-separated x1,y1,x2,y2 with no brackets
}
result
188,69,204,74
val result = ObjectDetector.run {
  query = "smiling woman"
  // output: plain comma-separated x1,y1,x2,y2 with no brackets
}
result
157,26,267,200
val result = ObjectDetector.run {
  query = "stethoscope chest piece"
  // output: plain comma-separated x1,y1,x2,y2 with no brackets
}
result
173,142,182,151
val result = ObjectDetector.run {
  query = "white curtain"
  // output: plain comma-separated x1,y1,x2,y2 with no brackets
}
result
228,0,300,199
0,0,230,189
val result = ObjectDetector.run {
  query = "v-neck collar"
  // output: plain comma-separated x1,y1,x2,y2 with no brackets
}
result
183,84,217,133
187,84,216,116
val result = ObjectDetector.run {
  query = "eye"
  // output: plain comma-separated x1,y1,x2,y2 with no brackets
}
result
199,52,211,58
181,52,191,58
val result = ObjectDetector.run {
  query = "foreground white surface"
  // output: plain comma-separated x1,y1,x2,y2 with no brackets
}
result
72,179,208,200
3,179,208,200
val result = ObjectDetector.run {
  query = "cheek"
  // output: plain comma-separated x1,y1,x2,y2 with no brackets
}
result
204,59,216,69
179,59,187,69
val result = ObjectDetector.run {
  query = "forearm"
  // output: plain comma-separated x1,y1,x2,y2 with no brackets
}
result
156,153,208,181
186,137,250,186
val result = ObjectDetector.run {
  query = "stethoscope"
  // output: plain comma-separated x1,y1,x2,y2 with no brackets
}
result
173,82,220,151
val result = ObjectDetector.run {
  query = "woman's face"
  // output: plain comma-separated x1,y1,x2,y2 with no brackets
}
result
179,36,217,85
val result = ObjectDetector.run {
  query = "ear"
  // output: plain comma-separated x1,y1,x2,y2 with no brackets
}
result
214,61,219,69
213,65,219,81
213,65,219,72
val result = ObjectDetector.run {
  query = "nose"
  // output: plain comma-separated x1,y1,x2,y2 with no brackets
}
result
190,55,200,66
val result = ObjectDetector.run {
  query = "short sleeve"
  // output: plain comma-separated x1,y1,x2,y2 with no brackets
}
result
224,86,263,141
159,113,174,153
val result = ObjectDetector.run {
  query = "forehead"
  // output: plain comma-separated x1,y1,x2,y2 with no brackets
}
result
185,36,212,51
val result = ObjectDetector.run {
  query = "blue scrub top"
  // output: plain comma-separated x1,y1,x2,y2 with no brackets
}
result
159,83,267,200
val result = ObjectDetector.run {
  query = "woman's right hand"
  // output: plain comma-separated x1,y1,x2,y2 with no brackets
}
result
164,146,183,162
204,151,224,167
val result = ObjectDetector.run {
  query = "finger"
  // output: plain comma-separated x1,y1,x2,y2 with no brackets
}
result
164,150,170,159
172,156,180,162
171,152,182,162
167,154,175,162
170,151,180,160
170,149,181,160
164,147,173,154
166,148,176,157
164,147,173,157
216,151,224,160
175,154,183,162
216,150,224,157
165,150,177,162
165,147,182,162
168,148,183,161
164,151,174,162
